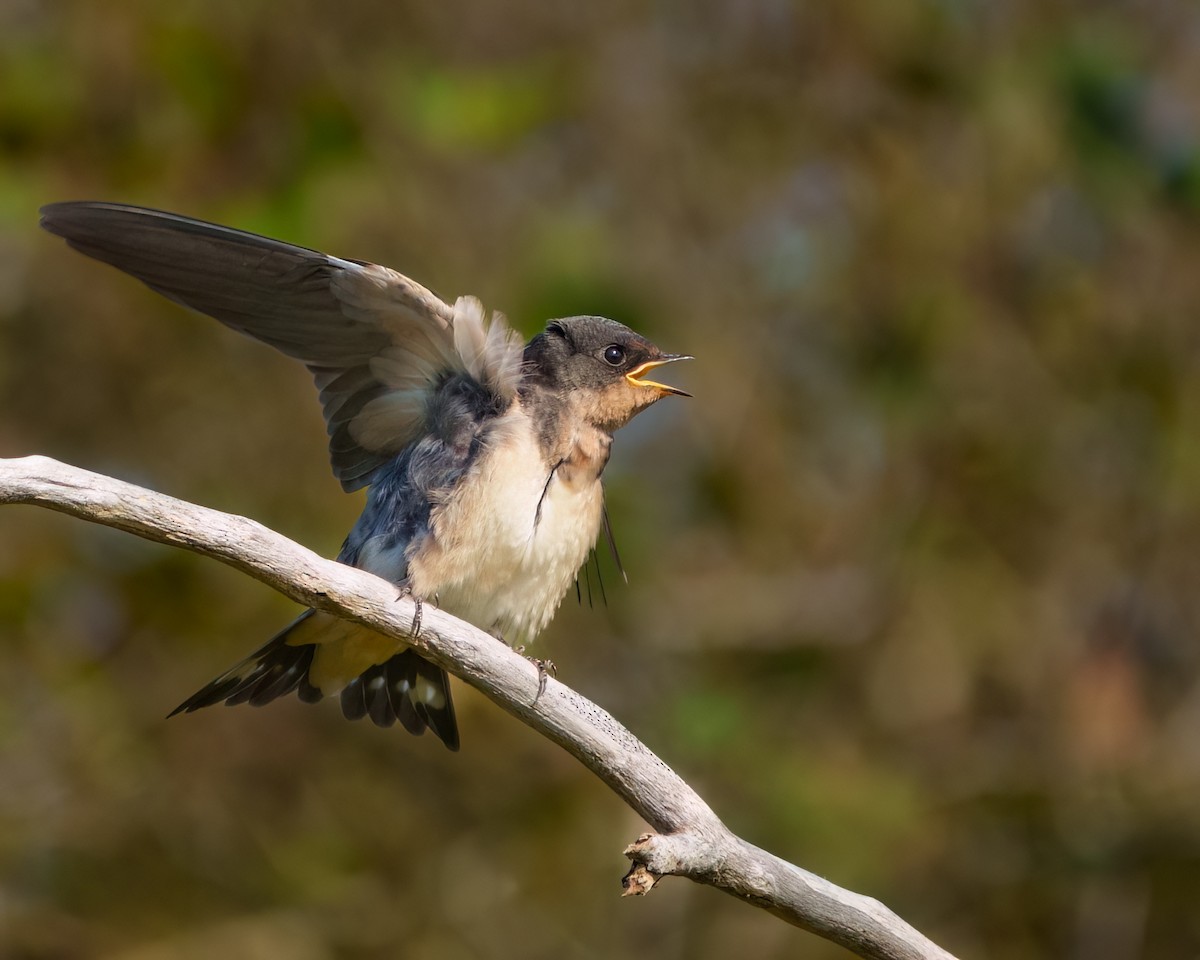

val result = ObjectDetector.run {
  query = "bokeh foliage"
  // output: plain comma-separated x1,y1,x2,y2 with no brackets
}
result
4,1,1200,958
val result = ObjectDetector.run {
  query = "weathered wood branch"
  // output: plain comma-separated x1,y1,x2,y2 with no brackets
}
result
0,455,958,960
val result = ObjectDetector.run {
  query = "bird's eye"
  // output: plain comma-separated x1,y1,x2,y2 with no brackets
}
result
603,344,626,366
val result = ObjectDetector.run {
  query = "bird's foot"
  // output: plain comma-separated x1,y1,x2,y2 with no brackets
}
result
502,638,556,700
395,584,424,637
513,648,557,703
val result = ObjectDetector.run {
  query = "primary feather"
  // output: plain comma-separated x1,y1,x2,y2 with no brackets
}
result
39,201,523,492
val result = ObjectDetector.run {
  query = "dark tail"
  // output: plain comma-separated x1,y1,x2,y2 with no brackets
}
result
169,610,459,751
338,649,459,751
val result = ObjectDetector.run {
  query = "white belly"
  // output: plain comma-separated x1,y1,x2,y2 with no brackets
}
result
410,415,605,640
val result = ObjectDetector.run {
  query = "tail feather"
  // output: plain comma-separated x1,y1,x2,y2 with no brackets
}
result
339,649,459,750
247,645,316,706
169,611,460,751
167,615,314,716
386,654,425,737
340,671,370,721
297,676,324,704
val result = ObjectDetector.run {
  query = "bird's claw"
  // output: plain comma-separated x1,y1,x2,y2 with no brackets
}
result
396,585,423,637
506,644,556,702
529,657,557,703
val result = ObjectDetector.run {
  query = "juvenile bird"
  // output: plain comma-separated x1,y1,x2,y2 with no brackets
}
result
40,202,689,750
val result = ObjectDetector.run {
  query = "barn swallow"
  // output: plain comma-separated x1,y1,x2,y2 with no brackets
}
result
39,202,689,751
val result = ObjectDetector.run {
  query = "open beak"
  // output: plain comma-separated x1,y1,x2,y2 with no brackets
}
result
625,354,693,397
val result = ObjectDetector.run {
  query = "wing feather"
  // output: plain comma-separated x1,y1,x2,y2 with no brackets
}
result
40,201,526,490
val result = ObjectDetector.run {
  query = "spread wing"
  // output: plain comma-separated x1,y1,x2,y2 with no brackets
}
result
39,201,525,491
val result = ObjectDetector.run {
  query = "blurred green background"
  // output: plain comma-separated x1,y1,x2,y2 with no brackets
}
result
4,1,1200,958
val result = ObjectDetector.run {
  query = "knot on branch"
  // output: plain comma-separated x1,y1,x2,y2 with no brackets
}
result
621,830,723,896
621,834,664,896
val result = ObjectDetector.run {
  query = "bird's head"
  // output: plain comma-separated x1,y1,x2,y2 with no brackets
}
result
525,316,691,433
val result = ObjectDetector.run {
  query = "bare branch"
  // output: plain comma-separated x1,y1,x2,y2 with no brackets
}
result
0,455,959,960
